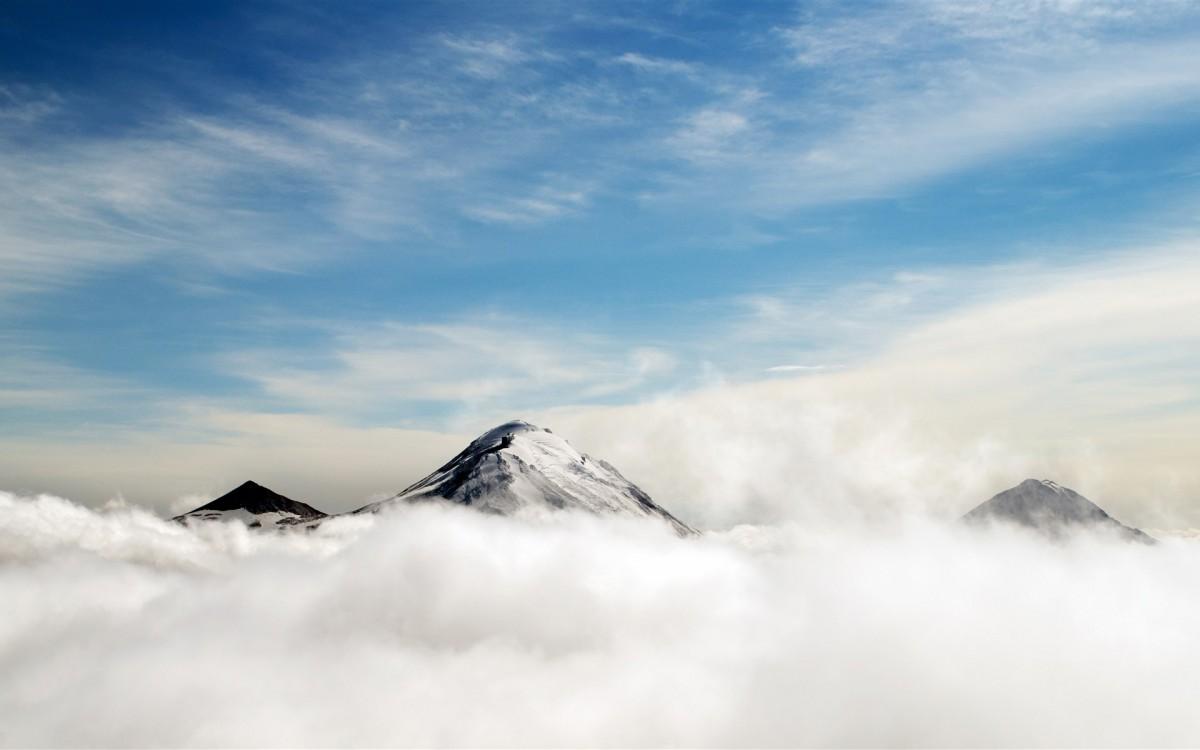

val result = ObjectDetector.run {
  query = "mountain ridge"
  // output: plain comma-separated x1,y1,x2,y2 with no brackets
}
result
169,436,1155,545
173,420,696,536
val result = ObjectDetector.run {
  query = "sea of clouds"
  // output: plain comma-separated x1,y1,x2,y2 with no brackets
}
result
3,489,1200,747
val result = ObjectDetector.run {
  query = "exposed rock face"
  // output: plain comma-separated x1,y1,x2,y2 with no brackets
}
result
173,480,326,529
355,420,696,536
963,479,1154,543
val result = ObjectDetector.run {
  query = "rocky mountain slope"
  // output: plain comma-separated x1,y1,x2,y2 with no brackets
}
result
963,478,1153,542
354,420,696,536
172,421,695,535
173,480,326,530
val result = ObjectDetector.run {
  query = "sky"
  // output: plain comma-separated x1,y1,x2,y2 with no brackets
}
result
3,0,1200,526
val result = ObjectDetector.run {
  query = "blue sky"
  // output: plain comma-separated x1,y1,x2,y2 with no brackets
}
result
4,1,1200,516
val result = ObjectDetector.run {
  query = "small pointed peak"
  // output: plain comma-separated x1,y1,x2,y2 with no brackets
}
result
174,479,326,521
965,478,1154,543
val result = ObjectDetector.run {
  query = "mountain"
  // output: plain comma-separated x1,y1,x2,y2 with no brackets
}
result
354,419,696,536
963,479,1154,542
173,480,327,530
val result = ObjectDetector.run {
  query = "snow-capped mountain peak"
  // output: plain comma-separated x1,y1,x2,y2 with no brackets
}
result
355,419,696,535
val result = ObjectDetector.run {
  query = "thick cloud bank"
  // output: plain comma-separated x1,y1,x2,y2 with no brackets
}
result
2,490,1199,747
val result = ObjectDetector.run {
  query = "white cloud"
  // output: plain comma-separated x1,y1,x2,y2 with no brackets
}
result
440,35,532,79
783,0,1178,70
0,337,132,410
0,114,357,302
758,41,1200,205
2,491,1200,746
0,27,604,302
668,108,751,162
464,183,591,225
630,346,676,377
6,3,1200,303
0,85,61,127
648,2,1200,209
538,244,1200,530
613,52,699,77
224,317,682,418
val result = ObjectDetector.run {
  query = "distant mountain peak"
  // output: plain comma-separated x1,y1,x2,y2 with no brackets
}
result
173,480,326,529
356,419,695,536
964,478,1153,542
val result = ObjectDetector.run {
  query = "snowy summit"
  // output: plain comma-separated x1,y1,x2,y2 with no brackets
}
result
356,420,696,535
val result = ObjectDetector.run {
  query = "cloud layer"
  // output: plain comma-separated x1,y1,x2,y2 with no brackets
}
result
2,490,1199,747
